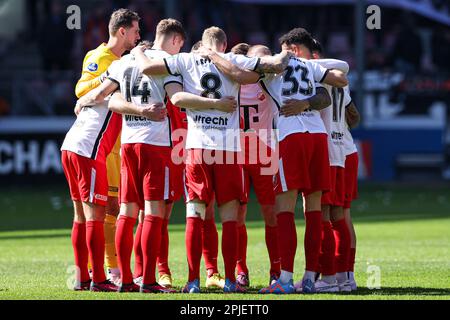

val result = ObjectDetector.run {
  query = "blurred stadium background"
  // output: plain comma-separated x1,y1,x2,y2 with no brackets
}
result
0,0,449,300
0,0,449,186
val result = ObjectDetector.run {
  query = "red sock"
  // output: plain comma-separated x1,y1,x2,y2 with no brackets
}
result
71,222,90,282
332,218,351,273
222,221,238,282
236,224,248,275
157,218,170,275
265,224,281,277
348,247,356,272
186,217,203,281
276,212,297,273
202,218,219,276
86,221,106,283
141,215,163,285
133,222,143,278
115,215,136,284
304,211,322,272
319,220,336,276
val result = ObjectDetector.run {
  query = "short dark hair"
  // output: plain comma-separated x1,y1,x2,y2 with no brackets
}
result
311,38,323,56
230,43,250,55
279,27,314,51
109,9,140,35
156,18,186,40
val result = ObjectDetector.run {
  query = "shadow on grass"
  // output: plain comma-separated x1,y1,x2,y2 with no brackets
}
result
199,286,450,296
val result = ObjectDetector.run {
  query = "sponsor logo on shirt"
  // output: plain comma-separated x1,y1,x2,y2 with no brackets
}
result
193,115,228,126
87,62,98,72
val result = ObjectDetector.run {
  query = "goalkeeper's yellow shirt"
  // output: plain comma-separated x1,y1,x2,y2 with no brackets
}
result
75,43,121,197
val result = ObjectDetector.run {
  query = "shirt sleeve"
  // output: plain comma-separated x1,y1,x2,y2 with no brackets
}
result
308,60,329,83
343,85,352,107
315,58,349,74
107,60,122,85
163,74,183,88
226,52,260,71
75,53,111,98
163,53,187,76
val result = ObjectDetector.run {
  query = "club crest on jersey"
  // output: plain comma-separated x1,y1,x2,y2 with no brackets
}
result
87,62,98,72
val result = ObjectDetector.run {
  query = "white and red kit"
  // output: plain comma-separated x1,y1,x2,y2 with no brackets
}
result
107,49,176,208
239,82,278,205
61,97,121,206
164,52,259,206
261,56,331,195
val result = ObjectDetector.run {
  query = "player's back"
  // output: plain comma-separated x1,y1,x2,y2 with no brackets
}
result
108,49,173,146
164,51,259,151
261,56,329,141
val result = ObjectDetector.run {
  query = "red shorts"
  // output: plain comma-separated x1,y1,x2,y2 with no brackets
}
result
185,149,246,206
61,150,108,206
321,166,345,207
169,162,185,203
120,143,172,208
344,152,359,209
243,162,275,205
275,132,331,196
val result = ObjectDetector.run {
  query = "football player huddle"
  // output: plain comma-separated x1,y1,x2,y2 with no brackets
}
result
61,8,360,294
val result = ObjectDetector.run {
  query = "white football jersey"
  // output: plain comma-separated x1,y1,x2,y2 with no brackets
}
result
261,56,329,141
164,52,259,151
319,85,352,167
108,49,176,146
61,101,121,161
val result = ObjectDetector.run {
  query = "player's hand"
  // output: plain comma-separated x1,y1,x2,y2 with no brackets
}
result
74,101,83,116
280,99,310,117
141,102,167,121
214,96,237,113
195,46,215,59
130,45,146,56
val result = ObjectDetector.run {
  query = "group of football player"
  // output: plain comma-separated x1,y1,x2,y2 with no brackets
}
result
61,8,360,294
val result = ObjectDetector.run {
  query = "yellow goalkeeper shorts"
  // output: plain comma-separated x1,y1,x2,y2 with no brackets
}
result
106,138,121,197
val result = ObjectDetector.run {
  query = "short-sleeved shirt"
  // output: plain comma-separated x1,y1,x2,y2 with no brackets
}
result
260,56,329,141
164,52,259,151
108,49,177,146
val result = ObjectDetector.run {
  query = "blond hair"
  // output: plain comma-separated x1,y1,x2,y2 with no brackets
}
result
156,18,186,40
201,26,227,48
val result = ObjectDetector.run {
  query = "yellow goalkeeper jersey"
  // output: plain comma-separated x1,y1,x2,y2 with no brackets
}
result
75,43,121,196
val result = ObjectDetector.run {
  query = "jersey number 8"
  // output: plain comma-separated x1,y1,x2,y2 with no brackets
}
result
200,73,222,99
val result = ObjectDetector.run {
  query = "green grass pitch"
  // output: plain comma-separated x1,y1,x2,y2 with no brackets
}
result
0,183,449,300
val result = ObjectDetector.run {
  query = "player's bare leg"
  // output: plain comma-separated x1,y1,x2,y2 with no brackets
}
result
157,201,173,288
218,199,246,292
203,198,225,289
115,202,139,292
71,201,90,290
236,204,249,287
104,196,120,283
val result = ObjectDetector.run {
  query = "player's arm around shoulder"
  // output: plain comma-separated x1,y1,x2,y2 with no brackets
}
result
108,91,167,121
165,82,237,113
255,50,293,74
321,68,348,88
74,79,119,115
131,45,170,76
